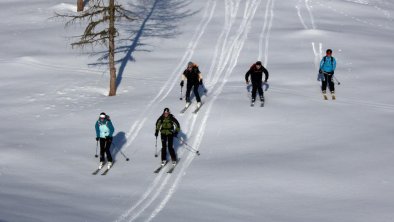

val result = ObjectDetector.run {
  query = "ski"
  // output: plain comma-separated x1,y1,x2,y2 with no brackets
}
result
101,168,110,175
167,159,180,173
250,102,255,107
154,162,167,173
193,103,203,114
180,104,191,114
332,94,336,100
101,163,113,175
260,101,265,107
92,168,101,175
323,94,328,100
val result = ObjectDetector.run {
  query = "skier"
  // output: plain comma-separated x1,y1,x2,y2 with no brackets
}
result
95,112,115,169
155,108,181,166
319,49,337,99
245,61,269,105
180,61,203,109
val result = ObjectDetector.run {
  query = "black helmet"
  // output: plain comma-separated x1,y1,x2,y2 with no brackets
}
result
99,112,106,118
256,61,262,66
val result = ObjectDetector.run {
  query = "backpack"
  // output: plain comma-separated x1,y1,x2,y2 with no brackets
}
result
323,56,334,64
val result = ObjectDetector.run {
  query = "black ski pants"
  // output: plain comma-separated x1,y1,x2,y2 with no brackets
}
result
161,134,177,162
99,138,113,162
251,81,264,101
185,83,201,103
322,73,335,93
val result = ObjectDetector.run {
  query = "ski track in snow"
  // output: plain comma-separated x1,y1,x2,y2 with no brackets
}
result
258,0,275,66
315,0,394,31
295,0,316,30
312,42,323,71
123,0,216,150
114,0,275,221
144,1,268,221
115,1,217,222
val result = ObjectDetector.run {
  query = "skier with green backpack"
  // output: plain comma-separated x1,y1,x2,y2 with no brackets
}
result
155,108,181,167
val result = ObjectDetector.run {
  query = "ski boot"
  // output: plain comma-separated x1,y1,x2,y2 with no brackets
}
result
98,162,105,169
322,90,328,100
331,91,336,100
161,160,167,166
107,162,113,169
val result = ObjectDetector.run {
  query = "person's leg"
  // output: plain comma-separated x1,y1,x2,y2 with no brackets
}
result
185,84,192,102
161,135,168,162
99,138,106,162
104,138,113,162
193,84,201,102
167,135,177,162
322,74,328,93
251,83,257,101
328,75,335,93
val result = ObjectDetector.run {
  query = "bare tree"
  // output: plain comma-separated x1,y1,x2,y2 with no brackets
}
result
77,0,84,12
59,0,133,96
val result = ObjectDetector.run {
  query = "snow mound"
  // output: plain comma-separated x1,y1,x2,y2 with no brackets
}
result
51,3,77,13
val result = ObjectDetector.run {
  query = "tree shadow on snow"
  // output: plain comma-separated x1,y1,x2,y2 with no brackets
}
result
111,131,128,162
89,0,198,89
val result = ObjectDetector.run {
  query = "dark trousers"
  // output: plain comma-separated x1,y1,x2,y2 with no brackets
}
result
185,83,201,103
251,82,264,101
99,138,113,162
322,73,335,93
161,134,177,162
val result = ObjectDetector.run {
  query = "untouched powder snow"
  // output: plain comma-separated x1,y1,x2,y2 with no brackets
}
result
1,0,394,222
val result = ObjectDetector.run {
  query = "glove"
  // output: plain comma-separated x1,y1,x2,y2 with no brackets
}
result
180,80,184,87
199,79,203,85
173,132,178,138
264,79,268,83
246,80,249,84
155,131,159,137
96,137,99,141
319,69,322,74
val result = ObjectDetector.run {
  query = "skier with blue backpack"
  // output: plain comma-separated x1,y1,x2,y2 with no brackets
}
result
319,49,337,100
95,112,115,170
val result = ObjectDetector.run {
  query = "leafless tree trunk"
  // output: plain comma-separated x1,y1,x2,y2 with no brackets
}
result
77,0,84,12
108,0,116,96
58,0,134,96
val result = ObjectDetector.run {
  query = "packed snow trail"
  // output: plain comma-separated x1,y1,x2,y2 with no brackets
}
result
114,0,275,221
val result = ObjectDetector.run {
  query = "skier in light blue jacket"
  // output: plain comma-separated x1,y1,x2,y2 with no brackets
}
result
95,112,115,169
319,49,337,98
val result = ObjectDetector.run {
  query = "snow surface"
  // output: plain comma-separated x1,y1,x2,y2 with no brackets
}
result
1,0,394,222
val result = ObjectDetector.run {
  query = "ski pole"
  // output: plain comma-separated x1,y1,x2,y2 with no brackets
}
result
111,142,130,161
95,140,99,158
180,86,183,100
202,83,208,94
175,137,200,155
334,76,341,85
154,136,158,157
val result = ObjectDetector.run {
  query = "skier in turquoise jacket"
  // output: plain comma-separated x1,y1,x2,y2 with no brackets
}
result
95,112,115,169
319,49,337,97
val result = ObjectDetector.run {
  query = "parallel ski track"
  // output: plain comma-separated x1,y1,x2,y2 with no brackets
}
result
123,0,217,151
114,0,275,221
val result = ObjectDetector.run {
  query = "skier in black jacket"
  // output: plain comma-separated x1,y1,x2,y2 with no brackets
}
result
245,61,269,103
180,61,203,109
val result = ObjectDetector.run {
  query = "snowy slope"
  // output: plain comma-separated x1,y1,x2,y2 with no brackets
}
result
1,0,394,222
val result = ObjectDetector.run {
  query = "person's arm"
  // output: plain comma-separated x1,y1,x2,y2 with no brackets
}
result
262,66,269,82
